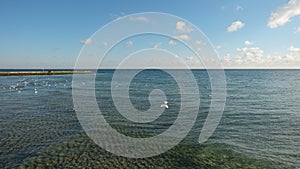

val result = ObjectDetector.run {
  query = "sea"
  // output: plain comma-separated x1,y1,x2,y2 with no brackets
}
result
0,69,299,168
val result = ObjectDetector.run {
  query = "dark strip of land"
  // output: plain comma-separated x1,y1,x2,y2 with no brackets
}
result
0,71,94,76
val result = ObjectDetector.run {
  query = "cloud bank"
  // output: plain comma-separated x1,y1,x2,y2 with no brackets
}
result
222,45,300,68
268,0,300,28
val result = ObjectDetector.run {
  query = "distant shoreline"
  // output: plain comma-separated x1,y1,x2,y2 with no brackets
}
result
0,69,299,76
0,70,94,76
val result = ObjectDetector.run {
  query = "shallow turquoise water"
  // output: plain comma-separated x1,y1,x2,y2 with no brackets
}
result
0,70,299,168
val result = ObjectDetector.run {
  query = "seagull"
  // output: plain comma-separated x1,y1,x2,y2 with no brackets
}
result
161,101,168,109
34,88,38,94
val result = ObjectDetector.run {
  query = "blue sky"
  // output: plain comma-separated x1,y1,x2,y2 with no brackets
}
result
0,0,299,68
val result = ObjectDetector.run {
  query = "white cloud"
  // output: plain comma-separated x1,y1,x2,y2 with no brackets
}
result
173,35,190,41
289,46,300,52
168,39,176,45
236,5,244,12
129,16,149,22
268,0,300,28
244,40,254,45
237,47,264,57
80,38,92,45
296,27,300,33
125,40,133,47
227,20,245,32
176,21,193,33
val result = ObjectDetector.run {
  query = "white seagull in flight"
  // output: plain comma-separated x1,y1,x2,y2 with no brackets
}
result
160,101,168,109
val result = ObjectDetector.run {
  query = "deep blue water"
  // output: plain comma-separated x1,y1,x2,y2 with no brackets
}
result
0,69,299,168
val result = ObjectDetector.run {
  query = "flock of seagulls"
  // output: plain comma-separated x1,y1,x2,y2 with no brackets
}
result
3,78,70,94
7,84,38,94
4,79,170,108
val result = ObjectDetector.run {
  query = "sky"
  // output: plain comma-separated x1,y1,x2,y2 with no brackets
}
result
0,0,300,69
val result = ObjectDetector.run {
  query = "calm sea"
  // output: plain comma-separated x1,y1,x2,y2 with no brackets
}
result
0,69,299,168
